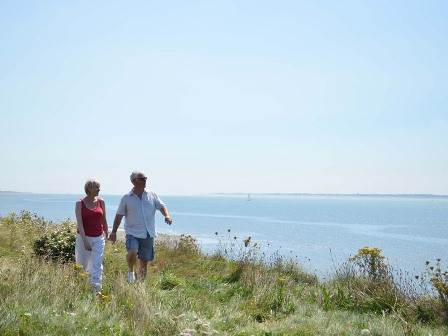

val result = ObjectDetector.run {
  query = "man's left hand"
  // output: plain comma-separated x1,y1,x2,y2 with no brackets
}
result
165,217,173,225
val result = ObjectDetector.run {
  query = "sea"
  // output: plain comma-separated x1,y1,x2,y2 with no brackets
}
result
1,192,447,278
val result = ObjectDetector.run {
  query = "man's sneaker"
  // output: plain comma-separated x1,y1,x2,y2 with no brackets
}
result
127,272,136,283
92,283,102,294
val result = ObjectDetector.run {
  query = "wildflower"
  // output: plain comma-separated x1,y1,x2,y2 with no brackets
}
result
233,236,237,240
227,229,231,233
98,293,110,302
244,236,251,247
214,232,218,236
276,277,286,285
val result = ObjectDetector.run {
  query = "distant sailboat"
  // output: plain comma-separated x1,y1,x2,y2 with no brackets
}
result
247,193,251,201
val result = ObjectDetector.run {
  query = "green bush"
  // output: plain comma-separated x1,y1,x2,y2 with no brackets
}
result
33,221,76,263
328,247,409,316
159,272,185,290
349,246,388,280
425,259,448,321
0,211,48,252
174,234,200,255
225,261,245,283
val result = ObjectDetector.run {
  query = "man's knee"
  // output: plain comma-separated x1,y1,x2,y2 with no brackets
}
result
127,250,138,258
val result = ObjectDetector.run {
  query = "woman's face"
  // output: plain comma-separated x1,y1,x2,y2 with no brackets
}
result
87,185,100,197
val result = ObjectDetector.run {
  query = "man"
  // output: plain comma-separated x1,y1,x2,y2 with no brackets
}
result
108,171,173,283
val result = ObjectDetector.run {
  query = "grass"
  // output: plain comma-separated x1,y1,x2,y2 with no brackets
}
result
1,211,448,335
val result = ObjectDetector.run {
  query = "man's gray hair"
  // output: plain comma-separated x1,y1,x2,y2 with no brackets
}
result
84,179,100,194
130,170,147,182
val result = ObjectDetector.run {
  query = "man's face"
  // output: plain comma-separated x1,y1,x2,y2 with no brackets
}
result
133,175,147,189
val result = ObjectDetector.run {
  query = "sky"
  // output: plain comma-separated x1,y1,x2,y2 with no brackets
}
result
0,1,447,195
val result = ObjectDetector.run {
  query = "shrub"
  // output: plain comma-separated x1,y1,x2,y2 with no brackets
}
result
225,261,245,283
33,221,76,263
414,298,439,324
350,246,388,280
174,234,200,255
159,272,185,290
1,211,48,251
244,276,296,322
330,247,409,316
425,259,448,321
272,257,318,285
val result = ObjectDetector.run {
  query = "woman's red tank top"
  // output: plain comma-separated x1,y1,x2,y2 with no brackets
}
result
80,199,104,237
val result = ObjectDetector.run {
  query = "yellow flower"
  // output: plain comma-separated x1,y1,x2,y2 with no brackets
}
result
98,293,110,302
276,277,286,286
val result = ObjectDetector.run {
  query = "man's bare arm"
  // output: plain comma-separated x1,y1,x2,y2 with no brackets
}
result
108,214,124,243
160,206,173,225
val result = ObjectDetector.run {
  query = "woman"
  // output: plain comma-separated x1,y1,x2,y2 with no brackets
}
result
75,179,108,292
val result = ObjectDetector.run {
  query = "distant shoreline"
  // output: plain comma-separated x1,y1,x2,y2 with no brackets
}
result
1,191,448,198
211,192,448,199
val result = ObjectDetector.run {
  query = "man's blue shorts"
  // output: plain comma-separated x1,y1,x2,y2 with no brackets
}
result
125,233,155,261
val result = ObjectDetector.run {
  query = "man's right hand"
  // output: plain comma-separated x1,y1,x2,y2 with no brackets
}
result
108,232,117,243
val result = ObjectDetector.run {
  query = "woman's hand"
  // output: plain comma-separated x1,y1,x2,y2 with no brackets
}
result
83,239,92,251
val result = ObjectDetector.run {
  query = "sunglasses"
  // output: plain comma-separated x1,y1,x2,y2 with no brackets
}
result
136,177,147,181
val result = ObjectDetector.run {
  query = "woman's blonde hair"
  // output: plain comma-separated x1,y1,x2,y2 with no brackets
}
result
84,179,100,195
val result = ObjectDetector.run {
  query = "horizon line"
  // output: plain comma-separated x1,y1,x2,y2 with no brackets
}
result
1,190,448,198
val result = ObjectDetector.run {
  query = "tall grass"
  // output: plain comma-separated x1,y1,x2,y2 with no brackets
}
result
1,211,447,335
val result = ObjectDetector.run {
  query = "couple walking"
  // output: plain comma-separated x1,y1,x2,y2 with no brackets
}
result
75,170,172,292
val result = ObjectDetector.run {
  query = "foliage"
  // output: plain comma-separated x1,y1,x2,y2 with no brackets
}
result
425,259,448,321
0,211,48,252
33,221,76,263
1,213,448,335
175,234,201,256
159,272,185,290
349,246,388,280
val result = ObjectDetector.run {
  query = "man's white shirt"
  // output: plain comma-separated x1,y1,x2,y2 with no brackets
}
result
116,190,165,238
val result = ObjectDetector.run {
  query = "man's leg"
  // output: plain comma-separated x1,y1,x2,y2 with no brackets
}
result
125,234,139,283
126,250,138,272
137,234,155,280
139,259,148,279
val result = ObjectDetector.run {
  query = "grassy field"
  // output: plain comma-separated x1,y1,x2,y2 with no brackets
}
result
0,212,447,336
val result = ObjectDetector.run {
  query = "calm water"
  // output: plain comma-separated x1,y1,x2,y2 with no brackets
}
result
1,192,447,277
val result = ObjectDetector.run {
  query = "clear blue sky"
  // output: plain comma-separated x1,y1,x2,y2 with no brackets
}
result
1,1,447,195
